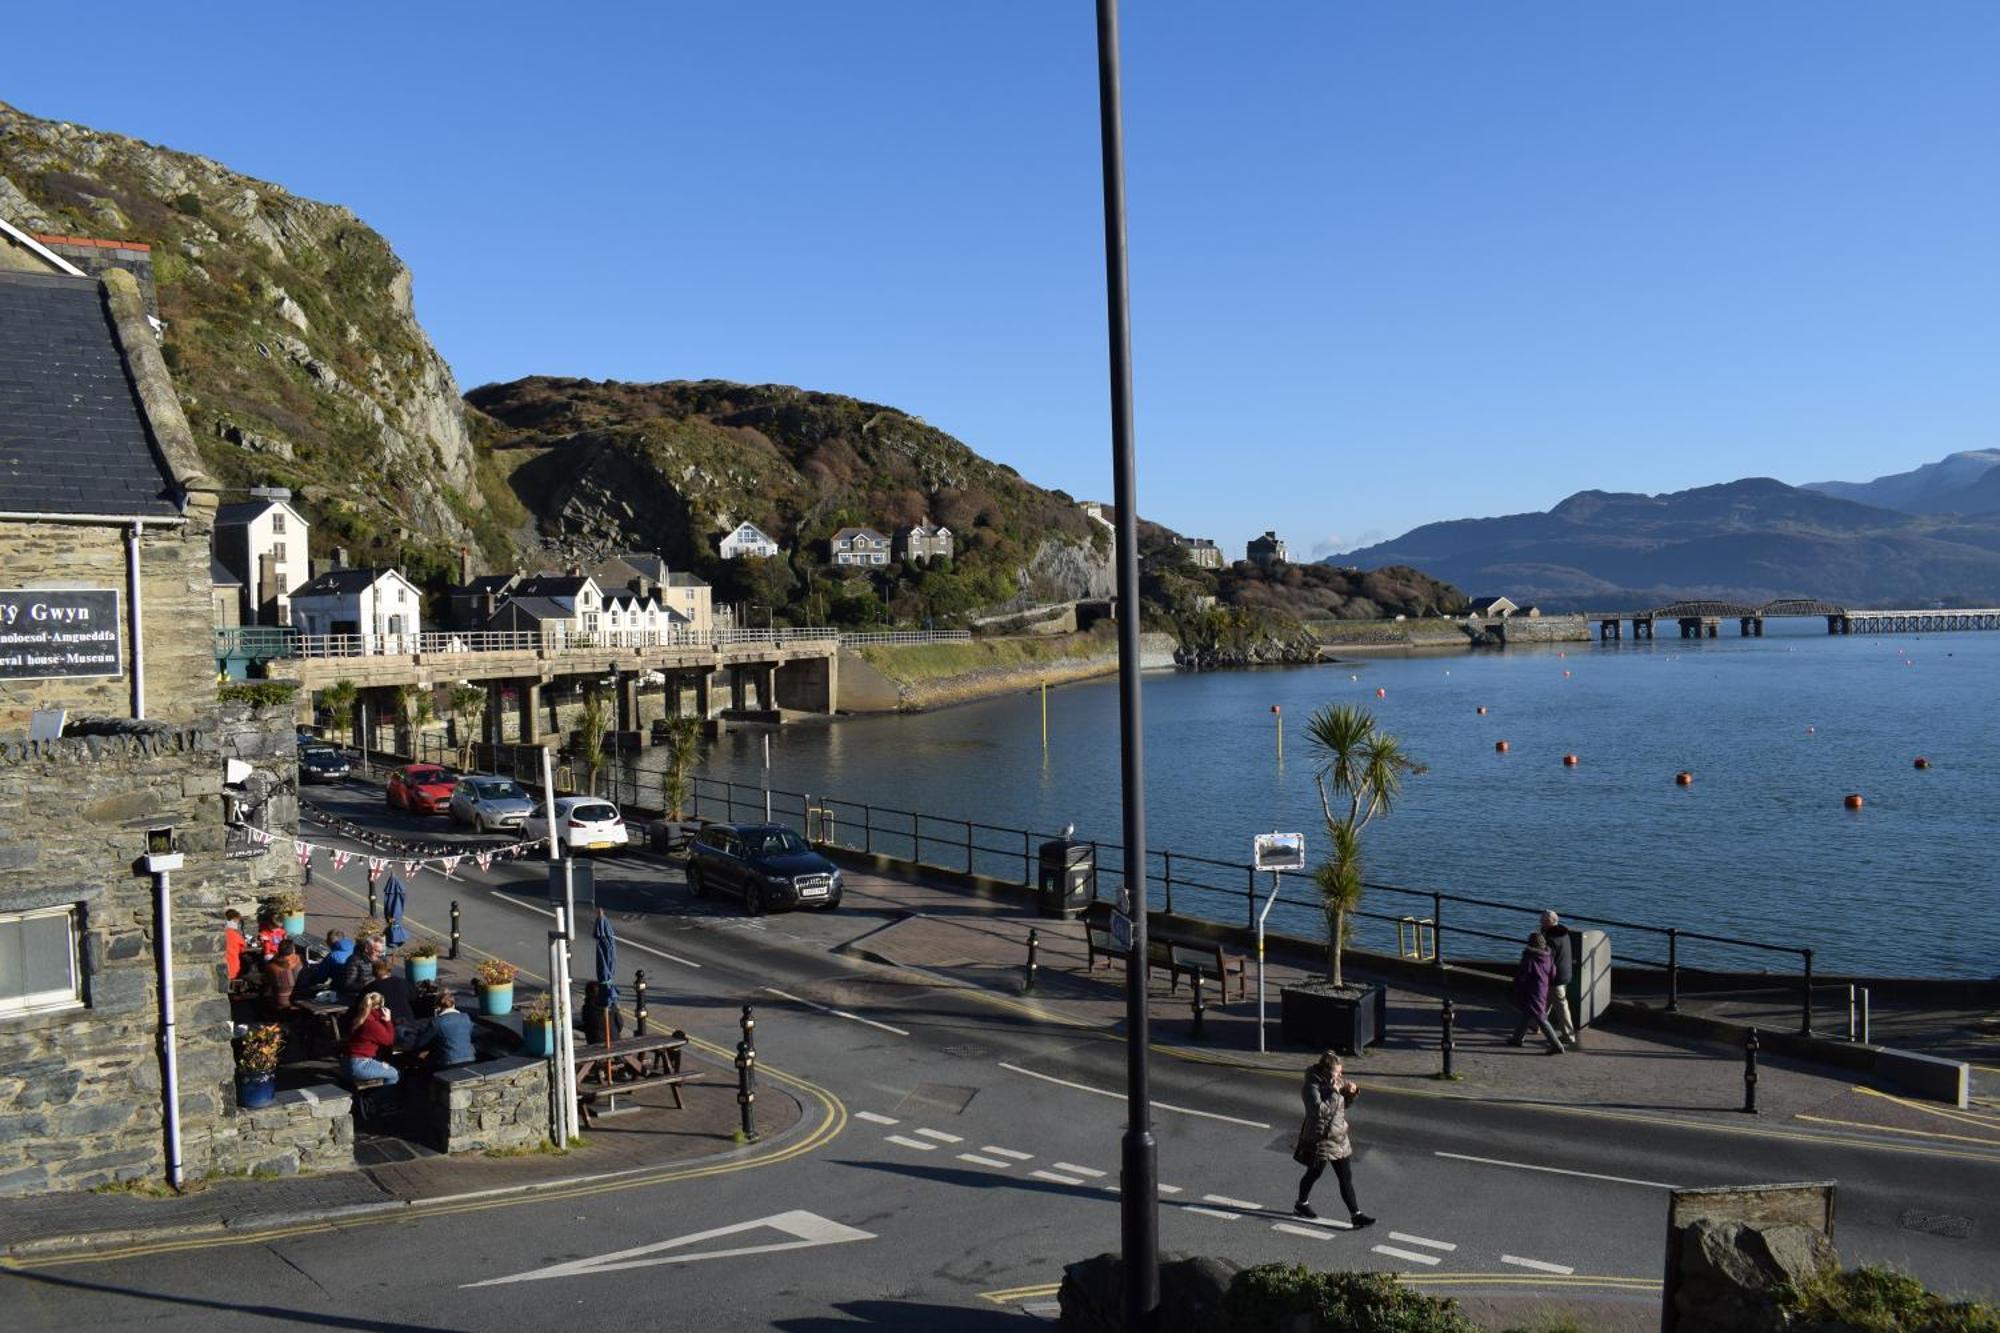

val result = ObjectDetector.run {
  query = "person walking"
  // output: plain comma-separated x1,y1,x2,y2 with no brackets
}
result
1540,910,1578,1043
1508,931,1566,1053
1291,1051,1374,1227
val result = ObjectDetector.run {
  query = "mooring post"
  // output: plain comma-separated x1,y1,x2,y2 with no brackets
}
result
1190,965,1205,1040
1025,927,1040,994
1743,1027,1761,1115
1440,996,1456,1080
448,900,461,960
634,969,649,1037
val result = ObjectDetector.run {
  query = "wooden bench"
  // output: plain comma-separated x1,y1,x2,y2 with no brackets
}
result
1086,919,1245,1000
575,1032,703,1119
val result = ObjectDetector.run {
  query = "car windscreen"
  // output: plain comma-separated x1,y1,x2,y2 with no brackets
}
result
570,804,618,823
303,747,339,761
747,829,808,857
475,781,525,799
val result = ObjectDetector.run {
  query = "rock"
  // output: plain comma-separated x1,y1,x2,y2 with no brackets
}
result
1675,1219,1838,1333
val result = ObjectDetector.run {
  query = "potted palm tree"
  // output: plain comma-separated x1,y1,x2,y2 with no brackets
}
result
1279,703,1424,1054
474,957,518,1015
655,714,705,851
236,1023,284,1109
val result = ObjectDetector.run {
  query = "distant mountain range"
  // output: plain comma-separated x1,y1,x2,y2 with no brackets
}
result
1325,454,2000,609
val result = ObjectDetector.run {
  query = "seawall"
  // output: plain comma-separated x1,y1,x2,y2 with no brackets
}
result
837,630,1177,713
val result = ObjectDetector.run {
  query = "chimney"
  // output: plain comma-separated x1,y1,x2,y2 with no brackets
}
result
482,589,498,620
458,546,473,585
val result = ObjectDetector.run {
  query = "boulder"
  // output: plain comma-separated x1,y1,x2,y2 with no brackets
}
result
1675,1219,1838,1332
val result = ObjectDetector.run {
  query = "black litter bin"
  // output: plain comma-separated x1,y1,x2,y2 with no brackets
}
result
1037,839,1095,919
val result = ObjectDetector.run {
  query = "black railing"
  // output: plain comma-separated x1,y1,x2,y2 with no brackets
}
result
688,774,1820,1034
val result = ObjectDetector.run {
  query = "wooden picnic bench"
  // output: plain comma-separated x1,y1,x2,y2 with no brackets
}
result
574,1030,703,1118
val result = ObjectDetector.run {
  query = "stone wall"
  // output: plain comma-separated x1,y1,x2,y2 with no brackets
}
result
426,1055,550,1154
194,1082,356,1178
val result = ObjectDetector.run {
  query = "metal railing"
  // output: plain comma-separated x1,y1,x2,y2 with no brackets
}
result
687,775,1822,1033
836,629,973,646
225,624,979,661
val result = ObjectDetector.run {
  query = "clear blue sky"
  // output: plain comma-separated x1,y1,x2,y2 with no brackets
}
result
9,2,2000,558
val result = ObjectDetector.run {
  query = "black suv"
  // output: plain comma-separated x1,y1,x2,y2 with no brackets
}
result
686,823,843,913
297,739,350,784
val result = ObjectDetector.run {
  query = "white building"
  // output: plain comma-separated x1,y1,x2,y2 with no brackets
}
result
591,553,714,639
288,567,425,653
214,493,310,625
718,521,779,560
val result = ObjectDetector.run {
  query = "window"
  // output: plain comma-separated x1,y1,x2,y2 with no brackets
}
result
0,905,83,1017
272,542,287,561
272,513,286,535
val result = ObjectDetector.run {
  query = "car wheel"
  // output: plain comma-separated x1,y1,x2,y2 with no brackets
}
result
822,894,842,912
686,866,705,898
748,884,766,916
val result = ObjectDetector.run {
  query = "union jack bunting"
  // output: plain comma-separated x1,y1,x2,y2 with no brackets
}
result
441,855,463,877
296,843,313,868
332,850,352,871
403,860,419,877
475,852,493,872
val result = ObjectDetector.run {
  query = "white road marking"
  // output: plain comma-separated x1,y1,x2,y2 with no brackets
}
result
761,987,909,1036
983,1146,1034,1160
1435,1151,1678,1190
1157,1185,1183,1195
1388,1231,1457,1252
1052,1163,1105,1178
996,1062,1271,1128
1273,1222,1334,1240
496,892,703,967
957,1153,1012,1169
1031,1170,1087,1185
1203,1194,1264,1211
462,1210,871,1285
1182,1205,1241,1221
914,1128,963,1143
1502,1254,1576,1275
885,1134,937,1151
1372,1244,1442,1266
1291,1215,1352,1230
856,1112,899,1126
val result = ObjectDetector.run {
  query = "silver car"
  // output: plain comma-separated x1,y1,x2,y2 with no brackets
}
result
449,776,536,833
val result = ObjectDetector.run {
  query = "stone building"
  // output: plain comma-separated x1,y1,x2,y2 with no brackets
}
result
0,247,301,1195
829,526,891,567
1246,530,1288,566
894,521,954,564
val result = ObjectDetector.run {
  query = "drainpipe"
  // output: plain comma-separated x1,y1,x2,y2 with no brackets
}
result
127,522,146,719
143,853,186,1191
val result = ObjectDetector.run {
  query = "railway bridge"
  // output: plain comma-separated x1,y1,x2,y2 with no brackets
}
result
1587,600,2000,639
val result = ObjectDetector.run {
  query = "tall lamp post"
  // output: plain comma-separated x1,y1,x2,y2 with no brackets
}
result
1094,1,1159,1326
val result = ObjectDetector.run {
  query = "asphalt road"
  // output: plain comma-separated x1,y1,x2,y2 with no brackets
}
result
4,779,1994,1330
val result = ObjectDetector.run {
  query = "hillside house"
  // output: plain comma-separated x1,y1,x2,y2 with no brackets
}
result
718,521,779,560
1246,531,1288,566
213,492,309,626
1469,596,1520,619
591,553,714,638
830,526,891,567
289,567,425,652
481,574,601,642
447,572,521,631
895,520,953,563
1173,535,1223,569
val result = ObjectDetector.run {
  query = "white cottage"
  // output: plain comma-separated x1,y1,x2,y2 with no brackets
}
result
718,521,779,560
287,567,425,653
214,494,310,626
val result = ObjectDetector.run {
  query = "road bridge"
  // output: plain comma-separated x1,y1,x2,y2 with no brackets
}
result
1583,599,2000,640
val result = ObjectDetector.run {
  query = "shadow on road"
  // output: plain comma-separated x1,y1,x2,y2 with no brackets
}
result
1,1269,464,1331
772,1298,1035,1329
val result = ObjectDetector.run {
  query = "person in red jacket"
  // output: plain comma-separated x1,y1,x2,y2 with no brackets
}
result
224,909,247,982
343,992,401,1087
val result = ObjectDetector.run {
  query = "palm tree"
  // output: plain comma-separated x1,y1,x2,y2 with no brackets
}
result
1305,703,1425,988
319,679,357,745
396,683,435,759
578,684,612,795
448,683,486,769
657,714,705,821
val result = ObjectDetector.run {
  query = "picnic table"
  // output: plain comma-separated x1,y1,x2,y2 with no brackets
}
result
574,1031,701,1118
295,996,349,1059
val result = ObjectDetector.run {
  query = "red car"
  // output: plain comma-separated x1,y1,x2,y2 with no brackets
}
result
387,764,457,815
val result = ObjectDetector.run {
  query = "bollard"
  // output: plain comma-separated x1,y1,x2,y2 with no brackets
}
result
448,900,461,960
1800,949,1815,1036
1858,988,1871,1046
1743,1027,1761,1115
634,969,649,1037
1189,966,1206,1040
740,1003,756,1051
1024,928,1039,994
367,878,379,921
1440,996,1456,1080
735,1039,759,1141
1665,928,1680,1013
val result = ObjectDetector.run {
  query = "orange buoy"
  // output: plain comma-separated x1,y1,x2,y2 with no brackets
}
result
1375,687,1387,698
1562,753,1579,766
1914,757,1930,770
1495,740,1510,753
1844,793,1864,810
1563,670,1572,678
1806,726,1815,735
1271,704,1281,714
1476,706,1487,715
1675,771,1693,786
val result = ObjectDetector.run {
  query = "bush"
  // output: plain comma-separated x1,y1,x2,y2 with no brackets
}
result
219,680,300,707
1221,1265,1478,1333
1783,1265,2000,1332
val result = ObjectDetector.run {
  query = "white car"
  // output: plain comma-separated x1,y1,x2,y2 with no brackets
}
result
524,796,630,854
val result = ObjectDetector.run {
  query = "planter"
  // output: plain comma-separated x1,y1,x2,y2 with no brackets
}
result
1279,980,1387,1055
405,956,438,984
237,1071,277,1110
477,981,514,1016
521,1020,556,1057
282,912,306,938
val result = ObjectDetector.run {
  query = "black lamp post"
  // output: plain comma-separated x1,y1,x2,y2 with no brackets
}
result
1093,1,1159,1326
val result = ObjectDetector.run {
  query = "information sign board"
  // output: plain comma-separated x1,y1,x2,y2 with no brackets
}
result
1252,832,1306,873
0,589,121,681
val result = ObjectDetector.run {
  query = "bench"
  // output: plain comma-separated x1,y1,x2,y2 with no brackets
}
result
1086,922,1245,1000
575,1032,702,1119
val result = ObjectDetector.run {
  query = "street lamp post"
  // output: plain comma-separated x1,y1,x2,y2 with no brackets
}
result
1094,1,1158,1326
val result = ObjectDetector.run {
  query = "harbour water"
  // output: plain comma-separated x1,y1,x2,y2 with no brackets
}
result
676,623,1998,977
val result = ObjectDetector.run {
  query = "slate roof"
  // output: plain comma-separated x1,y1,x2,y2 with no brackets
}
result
215,498,304,527
456,573,520,596
664,571,709,588
210,558,242,587
0,270,180,518
483,596,571,626
292,568,395,598
831,526,888,543
513,574,592,599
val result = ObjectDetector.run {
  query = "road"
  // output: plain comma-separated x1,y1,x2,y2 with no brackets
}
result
4,780,1994,1329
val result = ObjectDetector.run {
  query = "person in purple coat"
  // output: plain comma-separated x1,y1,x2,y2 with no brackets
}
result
1507,931,1567,1054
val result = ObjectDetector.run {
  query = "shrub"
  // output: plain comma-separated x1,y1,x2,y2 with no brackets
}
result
1220,1265,1478,1333
219,680,300,707
262,890,305,917
1783,1265,2000,1332
475,958,518,986
522,994,553,1025
403,939,439,960
237,1024,284,1075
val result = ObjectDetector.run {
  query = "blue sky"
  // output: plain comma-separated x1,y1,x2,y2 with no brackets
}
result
8,2,2000,557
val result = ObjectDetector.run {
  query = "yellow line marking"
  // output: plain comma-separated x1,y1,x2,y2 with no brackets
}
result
978,1282,1063,1305
1794,1113,2000,1147
1401,1274,1660,1290
1853,1085,2000,1132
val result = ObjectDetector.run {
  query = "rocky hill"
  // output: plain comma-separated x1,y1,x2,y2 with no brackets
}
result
1326,477,2000,608
1804,450,2000,514
0,100,511,586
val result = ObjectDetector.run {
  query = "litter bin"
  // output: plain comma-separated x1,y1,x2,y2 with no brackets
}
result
1037,839,1095,919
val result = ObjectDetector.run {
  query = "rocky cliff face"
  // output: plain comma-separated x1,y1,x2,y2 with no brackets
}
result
0,101,488,573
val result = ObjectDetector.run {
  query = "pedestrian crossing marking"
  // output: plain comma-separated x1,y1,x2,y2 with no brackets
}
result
1388,1231,1456,1252
1372,1244,1441,1266
856,1111,899,1126
914,1128,963,1143
983,1146,1034,1160
957,1153,1012,1169
885,1134,937,1151
1031,1169,1086,1185
1501,1254,1575,1274
1272,1222,1334,1240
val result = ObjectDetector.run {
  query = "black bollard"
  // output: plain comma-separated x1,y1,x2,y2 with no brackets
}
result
634,969,649,1037
1190,966,1205,1040
1743,1027,1761,1115
1441,996,1456,1080
448,900,461,960
735,1039,759,1141
367,879,379,921
740,1003,756,1051
1025,928,1039,994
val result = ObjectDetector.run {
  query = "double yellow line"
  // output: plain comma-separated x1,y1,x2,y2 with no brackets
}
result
978,1273,1663,1305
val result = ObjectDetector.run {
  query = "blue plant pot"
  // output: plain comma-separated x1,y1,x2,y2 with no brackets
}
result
237,1071,277,1110
282,912,306,938
405,956,438,984
478,982,514,1016
521,1021,556,1057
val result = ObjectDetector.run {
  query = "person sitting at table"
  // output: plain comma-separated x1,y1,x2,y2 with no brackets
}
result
305,929,354,991
338,937,384,997
352,959,414,1031
343,991,400,1087
412,989,475,1071
225,909,248,982
259,938,304,1018
578,980,624,1046
255,912,285,961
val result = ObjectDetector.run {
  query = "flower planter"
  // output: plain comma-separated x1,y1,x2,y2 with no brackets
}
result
237,1071,277,1110
521,1021,556,1057
477,981,514,1016
405,956,438,984
1279,980,1387,1055
282,912,306,938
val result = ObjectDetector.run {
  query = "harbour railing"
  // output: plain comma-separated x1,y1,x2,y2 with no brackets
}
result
687,774,1821,1034
219,625,975,661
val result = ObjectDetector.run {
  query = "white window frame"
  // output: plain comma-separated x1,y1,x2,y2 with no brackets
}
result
0,904,84,1018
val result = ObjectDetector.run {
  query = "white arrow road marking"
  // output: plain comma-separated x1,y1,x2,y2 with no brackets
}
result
1372,1244,1442,1266
1501,1254,1576,1275
461,1210,874,1286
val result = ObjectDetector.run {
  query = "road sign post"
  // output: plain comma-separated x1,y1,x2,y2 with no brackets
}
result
1251,834,1306,1054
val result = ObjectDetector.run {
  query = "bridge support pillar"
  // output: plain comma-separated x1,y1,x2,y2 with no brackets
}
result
486,682,506,746
759,664,778,712
728,668,746,712
617,671,638,732
695,669,715,719
1740,617,1763,637
1599,618,1620,640
1680,618,1699,639
518,679,542,743
1705,620,1719,638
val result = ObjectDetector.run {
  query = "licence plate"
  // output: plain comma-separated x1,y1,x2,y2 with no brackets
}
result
588,841,613,850
800,885,828,898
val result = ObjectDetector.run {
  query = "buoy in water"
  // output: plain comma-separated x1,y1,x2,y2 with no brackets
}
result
1375,687,1387,698
1563,670,1572,678
1562,753,1579,766
1914,757,1931,770
1476,706,1487,715
1844,793,1864,810
1495,740,1510,753
1806,726,1815,735
1675,771,1693,786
